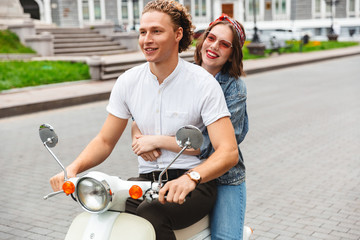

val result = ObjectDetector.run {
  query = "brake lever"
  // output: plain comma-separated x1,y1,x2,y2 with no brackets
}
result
43,190,64,200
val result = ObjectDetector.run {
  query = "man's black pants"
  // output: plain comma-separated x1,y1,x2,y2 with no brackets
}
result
125,170,217,240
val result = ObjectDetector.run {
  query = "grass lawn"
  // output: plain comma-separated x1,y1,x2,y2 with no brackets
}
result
260,40,359,55
0,61,90,91
0,30,36,53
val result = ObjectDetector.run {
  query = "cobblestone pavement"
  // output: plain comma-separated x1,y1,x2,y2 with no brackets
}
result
0,55,359,239
243,55,360,240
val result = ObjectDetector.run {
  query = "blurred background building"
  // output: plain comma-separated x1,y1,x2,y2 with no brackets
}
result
16,0,360,41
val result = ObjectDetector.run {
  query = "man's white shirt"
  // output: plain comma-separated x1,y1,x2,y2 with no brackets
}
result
107,58,230,173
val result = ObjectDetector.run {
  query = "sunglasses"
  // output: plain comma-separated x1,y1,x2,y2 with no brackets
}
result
205,32,233,49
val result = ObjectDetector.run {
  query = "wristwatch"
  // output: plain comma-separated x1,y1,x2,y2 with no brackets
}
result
185,170,201,186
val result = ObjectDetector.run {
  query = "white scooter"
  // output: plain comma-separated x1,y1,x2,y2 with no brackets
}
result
40,124,253,240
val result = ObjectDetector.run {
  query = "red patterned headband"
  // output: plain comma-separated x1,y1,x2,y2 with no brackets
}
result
209,14,246,48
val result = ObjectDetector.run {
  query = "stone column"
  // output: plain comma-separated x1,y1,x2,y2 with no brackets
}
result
43,0,53,24
25,31,54,56
87,56,103,80
8,20,36,44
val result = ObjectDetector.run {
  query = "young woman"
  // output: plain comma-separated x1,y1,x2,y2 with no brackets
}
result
132,14,248,240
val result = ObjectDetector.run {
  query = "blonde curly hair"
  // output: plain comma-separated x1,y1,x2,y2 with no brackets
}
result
143,0,194,53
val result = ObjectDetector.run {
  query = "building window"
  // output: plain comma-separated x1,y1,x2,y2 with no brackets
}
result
133,0,139,19
348,0,355,16
80,0,104,22
273,0,288,20
82,0,90,20
326,2,332,17
94,0,101,20
349,0,355,11
249,0,260,15
201,0,206,16
184,0,191,13
246,0,263,21
195,0,199,17
121,0,128,19
315,0,321,14
313,0,336,19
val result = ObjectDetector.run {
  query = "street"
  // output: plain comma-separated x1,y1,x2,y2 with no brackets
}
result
0,55,359,239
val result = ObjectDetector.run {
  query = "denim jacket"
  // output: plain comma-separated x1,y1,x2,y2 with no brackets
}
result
199,71,249,185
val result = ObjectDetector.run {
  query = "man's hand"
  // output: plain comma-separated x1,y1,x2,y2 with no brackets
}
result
49,168,77,192
158,175,196,205
140,149,162,161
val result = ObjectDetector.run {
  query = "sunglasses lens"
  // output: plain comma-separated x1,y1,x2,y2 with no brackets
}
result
206,32,232,49
206,33,216,42
220,41,232,49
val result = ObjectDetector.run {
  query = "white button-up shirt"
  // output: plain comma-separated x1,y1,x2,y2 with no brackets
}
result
107,58,230,173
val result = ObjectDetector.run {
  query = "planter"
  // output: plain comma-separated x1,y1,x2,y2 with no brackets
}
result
327,34,338,41
247,42,266,56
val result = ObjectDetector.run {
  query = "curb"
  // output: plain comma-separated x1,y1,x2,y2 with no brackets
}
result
0,92,110,118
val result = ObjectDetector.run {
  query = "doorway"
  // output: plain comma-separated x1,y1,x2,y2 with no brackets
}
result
20,0,40,19
222,3,234,18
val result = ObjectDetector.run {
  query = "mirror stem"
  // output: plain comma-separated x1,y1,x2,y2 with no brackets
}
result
43,140,68,181
157,139,191,190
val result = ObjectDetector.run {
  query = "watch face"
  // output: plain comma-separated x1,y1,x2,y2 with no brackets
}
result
190,171,201,180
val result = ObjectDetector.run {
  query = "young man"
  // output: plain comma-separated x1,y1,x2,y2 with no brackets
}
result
50,1,238,239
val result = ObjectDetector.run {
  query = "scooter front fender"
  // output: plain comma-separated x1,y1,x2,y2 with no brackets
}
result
65,212,156,240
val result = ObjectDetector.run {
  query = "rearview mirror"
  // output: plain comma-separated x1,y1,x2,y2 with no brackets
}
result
39,123,58,148
175,125,203,150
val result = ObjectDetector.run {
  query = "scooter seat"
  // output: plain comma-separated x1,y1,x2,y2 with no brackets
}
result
174,215,210,240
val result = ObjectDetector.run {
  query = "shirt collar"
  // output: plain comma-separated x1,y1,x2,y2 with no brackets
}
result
147,58,183,86
162,57,182,86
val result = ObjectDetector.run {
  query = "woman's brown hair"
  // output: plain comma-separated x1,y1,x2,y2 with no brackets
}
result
194,21,246,78
142,0,194,53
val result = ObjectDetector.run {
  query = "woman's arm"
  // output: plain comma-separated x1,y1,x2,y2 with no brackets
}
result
131,121,161,161
131,122,200,158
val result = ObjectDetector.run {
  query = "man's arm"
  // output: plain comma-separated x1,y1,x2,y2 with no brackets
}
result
158,116,238,204
50,114,128,191
192,117,238,182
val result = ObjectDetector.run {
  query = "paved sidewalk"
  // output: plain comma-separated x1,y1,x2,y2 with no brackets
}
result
1,45,360,118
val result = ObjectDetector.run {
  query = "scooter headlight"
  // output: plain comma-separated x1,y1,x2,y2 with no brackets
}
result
76,177,112,213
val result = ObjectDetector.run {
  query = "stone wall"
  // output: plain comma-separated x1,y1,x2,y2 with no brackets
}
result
105,0,119,26
57,0,79,27
291,0,312,20
335,1,347,18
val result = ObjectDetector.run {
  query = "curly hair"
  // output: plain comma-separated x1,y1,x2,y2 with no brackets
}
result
142,0,194,53
194,21,246,78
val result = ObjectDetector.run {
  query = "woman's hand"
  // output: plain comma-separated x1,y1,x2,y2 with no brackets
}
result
132,135,159,155
132,135,162,161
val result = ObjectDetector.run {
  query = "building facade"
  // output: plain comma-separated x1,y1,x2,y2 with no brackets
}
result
20,0,360,39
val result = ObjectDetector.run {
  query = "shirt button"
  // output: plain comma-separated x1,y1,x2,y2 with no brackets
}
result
156,109,159,113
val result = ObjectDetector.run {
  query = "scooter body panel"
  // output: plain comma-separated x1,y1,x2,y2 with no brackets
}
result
65,212,156,240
